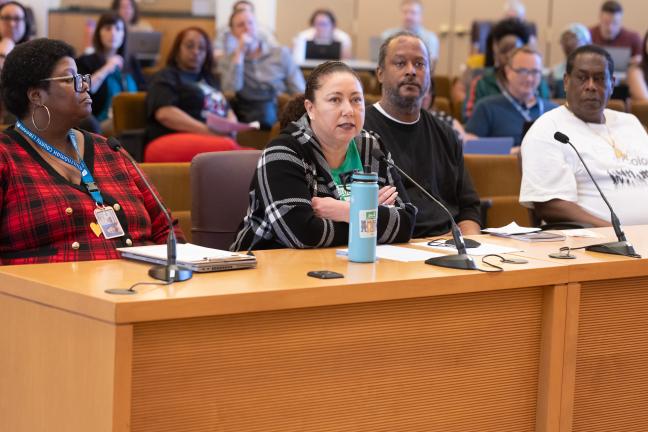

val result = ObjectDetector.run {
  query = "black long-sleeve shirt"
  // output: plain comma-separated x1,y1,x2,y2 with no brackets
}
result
364,105,481,237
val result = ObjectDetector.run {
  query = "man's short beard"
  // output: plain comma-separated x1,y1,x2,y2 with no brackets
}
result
385,85,425,111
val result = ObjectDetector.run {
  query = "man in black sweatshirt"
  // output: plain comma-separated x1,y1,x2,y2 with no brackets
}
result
364,32,482,238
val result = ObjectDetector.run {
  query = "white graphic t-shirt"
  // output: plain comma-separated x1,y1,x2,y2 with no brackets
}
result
520,105,648,225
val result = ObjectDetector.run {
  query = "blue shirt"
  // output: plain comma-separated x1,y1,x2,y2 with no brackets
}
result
465,94,558,146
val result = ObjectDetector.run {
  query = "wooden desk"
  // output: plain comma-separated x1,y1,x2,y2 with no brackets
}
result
1,227,648,432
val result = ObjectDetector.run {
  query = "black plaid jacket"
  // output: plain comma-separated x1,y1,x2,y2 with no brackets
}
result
230,116,417,251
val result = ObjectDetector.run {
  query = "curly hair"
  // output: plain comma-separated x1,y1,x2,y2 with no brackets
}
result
0,38,75,118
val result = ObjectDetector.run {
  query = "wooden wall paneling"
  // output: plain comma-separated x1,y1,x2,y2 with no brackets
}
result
559,282,582,432
129,287,545,432
572,277,648,432
59,0,194,12
0,293,126,432
536,284,569,432
48,12,215,68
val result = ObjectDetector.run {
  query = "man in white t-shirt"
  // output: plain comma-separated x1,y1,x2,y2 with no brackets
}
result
520,44,648,226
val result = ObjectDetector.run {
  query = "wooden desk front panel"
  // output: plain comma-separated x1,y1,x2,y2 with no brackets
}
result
572,276,648,432
130,286,544,432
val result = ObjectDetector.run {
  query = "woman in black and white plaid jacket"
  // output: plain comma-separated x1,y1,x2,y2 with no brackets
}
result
230,62,417,251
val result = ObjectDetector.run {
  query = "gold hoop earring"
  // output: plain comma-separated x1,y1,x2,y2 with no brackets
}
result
31,104,51,132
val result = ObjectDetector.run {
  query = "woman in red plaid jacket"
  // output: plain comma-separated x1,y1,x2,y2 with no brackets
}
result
0,38,182,265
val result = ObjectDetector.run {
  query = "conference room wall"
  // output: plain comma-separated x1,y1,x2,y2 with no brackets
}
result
273,0,648,76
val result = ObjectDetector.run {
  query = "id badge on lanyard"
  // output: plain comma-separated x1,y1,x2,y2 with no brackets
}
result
16,120,125,239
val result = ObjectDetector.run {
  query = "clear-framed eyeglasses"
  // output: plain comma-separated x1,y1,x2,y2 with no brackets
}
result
41,73,92,93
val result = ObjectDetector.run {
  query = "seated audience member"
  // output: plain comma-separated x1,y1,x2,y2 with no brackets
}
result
589,0,642,66
230,61,416,251
471,0,537,56
146,27,239,144
364,32,482,238
381,0,439,71
0,38,182,265
520,45,648,227
111,0,153,32
213,1,277,60
292,9,351,63
627,31,648,101
464,17,552,121
466,47,557,149
218,9,305,130
77,12,145,134
421,76,476,144
550,24,591,98
0,1,31,45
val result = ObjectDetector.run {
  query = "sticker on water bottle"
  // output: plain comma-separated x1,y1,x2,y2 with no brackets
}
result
359,209,377,238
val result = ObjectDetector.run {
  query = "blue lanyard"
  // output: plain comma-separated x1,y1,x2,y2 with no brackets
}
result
16,120,105,205
501,90,544,123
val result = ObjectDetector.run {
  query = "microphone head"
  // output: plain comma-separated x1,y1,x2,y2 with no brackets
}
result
371,147,386,162
554,132,570,144
107,137,122,152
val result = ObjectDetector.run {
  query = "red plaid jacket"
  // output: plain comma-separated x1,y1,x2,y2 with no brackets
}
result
0,128,183,265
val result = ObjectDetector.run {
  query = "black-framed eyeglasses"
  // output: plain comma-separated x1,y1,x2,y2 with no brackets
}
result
41,74,92,93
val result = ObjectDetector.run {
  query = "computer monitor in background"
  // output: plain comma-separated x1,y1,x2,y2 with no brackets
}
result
127,31,162,68
603,46,631,74
305,41,342,60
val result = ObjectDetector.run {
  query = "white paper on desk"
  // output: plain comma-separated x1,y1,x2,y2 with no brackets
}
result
337,245,443,262
206,112,260,133
482,221,541,235
559,229,601,238
413,241,523,256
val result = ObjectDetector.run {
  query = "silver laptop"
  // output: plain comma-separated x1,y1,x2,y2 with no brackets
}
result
127,31,162,63
603,46,631,73
118,243,257,273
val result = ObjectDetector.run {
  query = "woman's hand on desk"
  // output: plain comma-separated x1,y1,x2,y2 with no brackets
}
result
312,197,350,223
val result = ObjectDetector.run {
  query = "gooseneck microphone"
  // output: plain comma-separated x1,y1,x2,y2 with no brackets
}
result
553,131,640,258
371,148,478,270
105,137,192,294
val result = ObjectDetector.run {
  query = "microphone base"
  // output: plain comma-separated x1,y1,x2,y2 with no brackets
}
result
148,264,193,282
425,253,479,270
585,241,641,258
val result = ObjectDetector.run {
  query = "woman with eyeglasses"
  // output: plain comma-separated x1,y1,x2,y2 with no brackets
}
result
77,12,145,134
0,38,183,265
145,27,240,161
0,1,31,45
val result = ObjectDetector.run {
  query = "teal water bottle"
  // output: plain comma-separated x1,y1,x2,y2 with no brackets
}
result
348,169,379,262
